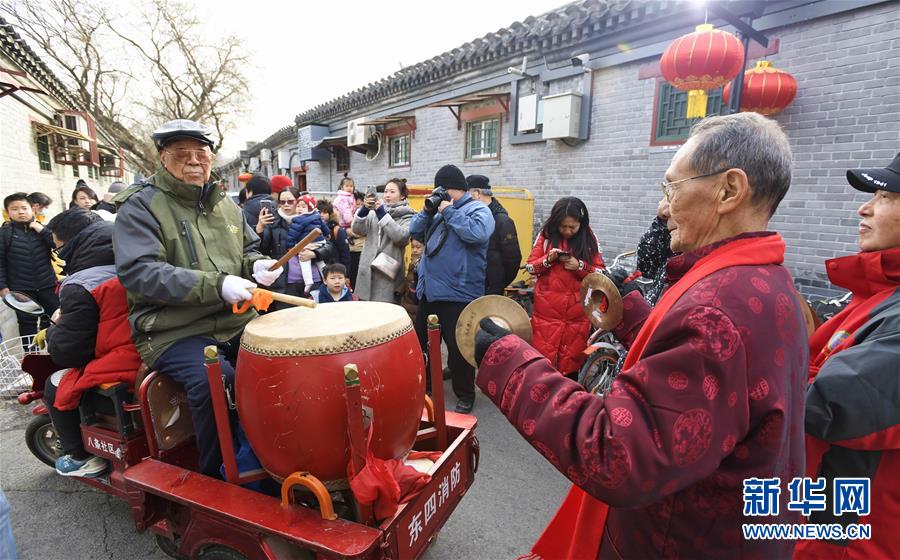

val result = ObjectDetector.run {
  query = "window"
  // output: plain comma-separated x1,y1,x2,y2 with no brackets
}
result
651,81,727,145
389,134,410,168
465,118,500,161
72,165,79,178
87,165,96,179
335,147,350,173
36,134,52,172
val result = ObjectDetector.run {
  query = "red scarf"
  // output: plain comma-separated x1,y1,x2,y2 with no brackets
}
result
528,234,786,560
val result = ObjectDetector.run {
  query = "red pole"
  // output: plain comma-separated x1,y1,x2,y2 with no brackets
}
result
204,345,239,483
427,315,448,450
344,364,375,525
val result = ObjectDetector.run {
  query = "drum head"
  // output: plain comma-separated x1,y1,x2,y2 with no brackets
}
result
456,295,532,367
581,273,623,331
241,301,413,356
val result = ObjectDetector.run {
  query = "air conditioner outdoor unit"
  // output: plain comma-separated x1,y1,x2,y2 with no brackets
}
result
347,118,374,147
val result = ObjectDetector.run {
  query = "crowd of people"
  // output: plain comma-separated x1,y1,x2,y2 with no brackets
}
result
2,112,898,558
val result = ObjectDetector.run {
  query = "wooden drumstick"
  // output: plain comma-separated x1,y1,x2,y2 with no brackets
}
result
251,288,317,308
268,228,322,271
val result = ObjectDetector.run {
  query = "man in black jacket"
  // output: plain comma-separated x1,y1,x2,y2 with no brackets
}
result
0,192,58,340
468,175,522,295
242,175,272,229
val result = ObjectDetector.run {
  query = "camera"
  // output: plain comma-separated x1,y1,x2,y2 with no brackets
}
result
424,186,450,213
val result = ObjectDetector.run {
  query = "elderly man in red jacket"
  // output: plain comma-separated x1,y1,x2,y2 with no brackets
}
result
474,112,808,559
795,154,900,559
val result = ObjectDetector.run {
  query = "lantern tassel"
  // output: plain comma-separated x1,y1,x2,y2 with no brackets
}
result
686,90,708,119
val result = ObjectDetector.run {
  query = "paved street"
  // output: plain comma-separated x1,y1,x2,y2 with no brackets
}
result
0,379,570,560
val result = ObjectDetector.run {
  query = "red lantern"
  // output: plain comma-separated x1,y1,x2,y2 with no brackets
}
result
660,23,745,118
237,172,253,183
723,60,798,116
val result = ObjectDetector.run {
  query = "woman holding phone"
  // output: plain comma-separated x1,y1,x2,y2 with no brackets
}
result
525,196,605,377
351,179,414,302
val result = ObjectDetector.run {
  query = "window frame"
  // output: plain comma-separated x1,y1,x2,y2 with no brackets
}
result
464,117,501,162
36,133,52,172
72,164,80,178
334,146,350,173
650,78,727,146
388,133,411,168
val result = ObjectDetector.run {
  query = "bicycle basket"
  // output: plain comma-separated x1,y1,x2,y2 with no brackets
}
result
0,335,47,398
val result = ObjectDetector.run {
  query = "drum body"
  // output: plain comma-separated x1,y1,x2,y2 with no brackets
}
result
236,302,425,483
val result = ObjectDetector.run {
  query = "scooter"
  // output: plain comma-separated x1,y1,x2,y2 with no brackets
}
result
2,291,62,466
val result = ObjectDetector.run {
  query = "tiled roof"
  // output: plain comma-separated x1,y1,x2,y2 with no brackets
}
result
243,123,297,156
0,16,117,146
0,16,85,116
295,0,679,125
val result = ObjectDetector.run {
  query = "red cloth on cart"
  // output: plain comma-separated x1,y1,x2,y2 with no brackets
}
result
349,450,441,520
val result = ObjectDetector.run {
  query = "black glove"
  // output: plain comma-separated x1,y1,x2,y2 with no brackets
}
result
475,317,512,366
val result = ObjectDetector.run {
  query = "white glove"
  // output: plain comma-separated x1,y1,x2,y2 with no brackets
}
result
252,259,284,287
221,275,256,304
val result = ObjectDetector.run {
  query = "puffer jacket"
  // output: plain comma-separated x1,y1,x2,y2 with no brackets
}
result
46,220,141,410
351,201,414,302
259,212,334,291
0,220,56,292
409,193,494,303
484,199,521,295
526,231,604,374
113,167,265,367
333,190,355,228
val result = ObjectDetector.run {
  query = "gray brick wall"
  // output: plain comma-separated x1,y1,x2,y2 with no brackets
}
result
305,2,899,297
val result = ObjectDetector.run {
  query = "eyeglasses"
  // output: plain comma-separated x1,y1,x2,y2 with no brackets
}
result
660,168,730,202
163,148,213,164
278,199,297,205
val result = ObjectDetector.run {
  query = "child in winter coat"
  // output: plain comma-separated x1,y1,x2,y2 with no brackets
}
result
332,176,356,228
286,194,330,295
525,197,605,376
0,192,59,341
312,264,358,303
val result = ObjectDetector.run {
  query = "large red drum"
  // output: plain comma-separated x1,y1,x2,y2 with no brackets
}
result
236,302,425,483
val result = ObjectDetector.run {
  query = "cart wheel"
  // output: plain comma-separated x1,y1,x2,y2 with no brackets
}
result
25,414,62,467
155,534,186,560
577,352,619,396
197,546,248,560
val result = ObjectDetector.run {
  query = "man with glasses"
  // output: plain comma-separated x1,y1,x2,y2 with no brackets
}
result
113,119,283,477
472,112,807,558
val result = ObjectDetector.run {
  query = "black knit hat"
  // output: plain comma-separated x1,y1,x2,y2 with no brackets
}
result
434,164,468,191
466,174,492,196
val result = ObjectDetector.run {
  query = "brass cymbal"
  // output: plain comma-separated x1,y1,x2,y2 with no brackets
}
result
456,295,532,367
580,273,623,331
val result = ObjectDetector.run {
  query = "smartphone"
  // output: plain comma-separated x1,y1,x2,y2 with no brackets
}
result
558,251,571,259
366,185,378,197
260,199,273,213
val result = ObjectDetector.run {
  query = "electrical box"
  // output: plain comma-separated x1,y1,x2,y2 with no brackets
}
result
517,94,538,132
347,118,374,147
541,92,581,140
298,125,331,161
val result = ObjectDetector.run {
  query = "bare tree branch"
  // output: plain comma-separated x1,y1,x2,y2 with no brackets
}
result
1,0,249,174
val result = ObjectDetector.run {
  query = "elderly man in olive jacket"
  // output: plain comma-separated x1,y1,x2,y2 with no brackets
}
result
113,120,283,476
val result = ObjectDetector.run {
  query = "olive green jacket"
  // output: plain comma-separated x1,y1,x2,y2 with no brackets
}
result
113,167,264,366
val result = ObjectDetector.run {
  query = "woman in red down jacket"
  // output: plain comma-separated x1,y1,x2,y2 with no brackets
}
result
526,197,604,376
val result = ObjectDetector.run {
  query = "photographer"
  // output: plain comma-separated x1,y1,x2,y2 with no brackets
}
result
409,165,494,413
